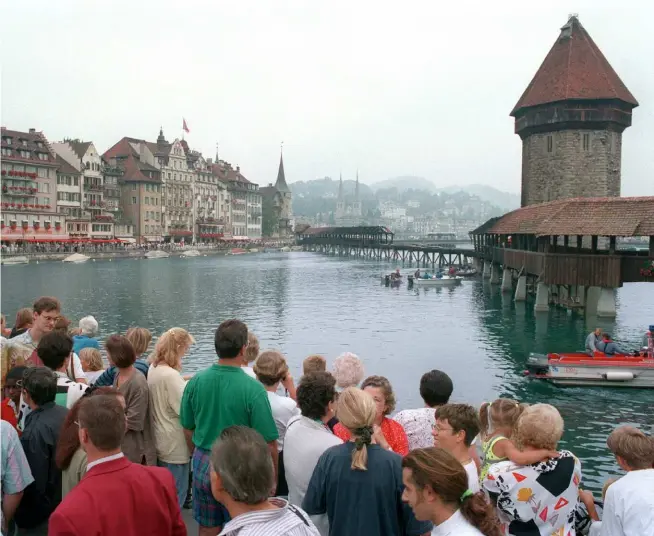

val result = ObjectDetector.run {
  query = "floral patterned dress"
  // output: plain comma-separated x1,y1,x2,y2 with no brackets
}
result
482,450,582,536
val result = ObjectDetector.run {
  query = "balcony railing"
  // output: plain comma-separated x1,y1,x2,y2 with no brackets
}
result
2,185,37,197
1,170,38,180
84,184,104,191
83,201,105,209
1,201,52,211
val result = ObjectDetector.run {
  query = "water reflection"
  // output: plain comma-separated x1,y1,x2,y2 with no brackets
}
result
2,254,653,492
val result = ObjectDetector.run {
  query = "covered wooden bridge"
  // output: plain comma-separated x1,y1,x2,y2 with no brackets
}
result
470,197,654,316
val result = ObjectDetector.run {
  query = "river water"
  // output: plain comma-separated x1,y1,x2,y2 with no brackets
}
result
2,252,653,492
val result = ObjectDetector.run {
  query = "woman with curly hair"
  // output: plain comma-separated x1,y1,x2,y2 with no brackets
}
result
402,447,501,535
333,375,409,456
302,387,432,536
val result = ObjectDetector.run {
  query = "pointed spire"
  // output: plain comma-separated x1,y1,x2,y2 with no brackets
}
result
275,143,289,192
215,142,220,163
156,127,167,146
338,173,343,201
355,170,360,201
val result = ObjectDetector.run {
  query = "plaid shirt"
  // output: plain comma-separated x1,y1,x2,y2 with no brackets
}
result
1,420,34,527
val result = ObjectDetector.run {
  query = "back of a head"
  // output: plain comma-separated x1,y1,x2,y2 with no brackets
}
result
105,334,136,369
78,315,99,337
420,369,453,407
297,371,337,420
332,352,364,389
253,350,288,386
79,348,103,372
23,367,57,406
336,387,376,470
479,398,527,438
513,403,563,451
607,425,654,470
403,448,501,536
434,403,480,447
214,320,248,360
125,327,152,356
152,327,194,369
244,331,259,363
211,425,274,505
36,331,73,370
78,394,126,452
53,316,72,333
15,308,33,329
303,354,327,375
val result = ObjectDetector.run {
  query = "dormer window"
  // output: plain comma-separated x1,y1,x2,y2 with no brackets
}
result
3,137,11,145
21,139,27,147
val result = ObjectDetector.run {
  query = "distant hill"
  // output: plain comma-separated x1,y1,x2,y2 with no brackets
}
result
289,177,374,199
370,176,437,193
437,184,520,211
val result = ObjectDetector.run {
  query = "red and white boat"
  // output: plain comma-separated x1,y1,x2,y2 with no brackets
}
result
525,351,654,388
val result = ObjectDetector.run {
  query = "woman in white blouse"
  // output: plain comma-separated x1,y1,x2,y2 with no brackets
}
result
147,327,195,507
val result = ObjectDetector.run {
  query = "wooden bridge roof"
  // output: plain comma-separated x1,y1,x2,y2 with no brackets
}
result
477,197,654,237
300,226,394,236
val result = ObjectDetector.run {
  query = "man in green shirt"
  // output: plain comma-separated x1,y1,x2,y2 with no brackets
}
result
181,319,278,536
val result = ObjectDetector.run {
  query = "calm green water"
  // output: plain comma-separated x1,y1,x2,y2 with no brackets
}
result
2,252,653,491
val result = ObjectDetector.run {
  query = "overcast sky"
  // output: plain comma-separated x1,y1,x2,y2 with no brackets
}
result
2,0,652,195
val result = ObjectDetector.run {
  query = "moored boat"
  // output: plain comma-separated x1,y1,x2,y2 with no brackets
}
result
525,351,654,388
145,250,170,259
227,248,248,255
63,253,90,263
1,255,29,265
414,275,462,287
180,249,201,257
454,267,477,277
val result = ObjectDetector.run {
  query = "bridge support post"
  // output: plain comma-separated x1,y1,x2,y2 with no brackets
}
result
483,261,491,279
575,285,585,307
490,263,501,284
559,285,569,306
596,288,617,318
585,286,601,316
501,268,512,292
534,282,549,312
514,275,527,301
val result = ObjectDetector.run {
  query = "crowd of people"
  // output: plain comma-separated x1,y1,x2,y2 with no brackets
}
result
1,297,653,536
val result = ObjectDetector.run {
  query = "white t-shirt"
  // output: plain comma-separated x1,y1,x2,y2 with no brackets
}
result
463,460,480,493
284,415,343,536
267,391,300,452
600,469,654,536
84,370,104,385
242,366,256,379
147,364,190,464
431,509,483,535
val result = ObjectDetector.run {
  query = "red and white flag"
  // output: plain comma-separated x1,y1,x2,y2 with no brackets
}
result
182,118,190,133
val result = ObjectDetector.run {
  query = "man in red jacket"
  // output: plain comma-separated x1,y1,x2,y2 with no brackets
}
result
48,394,186,536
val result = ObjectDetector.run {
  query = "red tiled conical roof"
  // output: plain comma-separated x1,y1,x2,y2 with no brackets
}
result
511,16,638,116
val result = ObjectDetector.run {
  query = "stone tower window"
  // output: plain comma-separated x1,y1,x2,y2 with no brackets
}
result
546,135,553,153
582,133,590,151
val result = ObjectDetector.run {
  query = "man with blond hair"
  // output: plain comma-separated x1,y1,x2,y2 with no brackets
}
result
599,425,654,536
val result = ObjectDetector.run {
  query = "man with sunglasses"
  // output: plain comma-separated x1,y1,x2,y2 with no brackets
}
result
1,366,27,431
14,367,68,536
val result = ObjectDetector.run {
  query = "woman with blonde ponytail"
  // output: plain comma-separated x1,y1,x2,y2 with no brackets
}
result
302,388,433,536
147,327,195,507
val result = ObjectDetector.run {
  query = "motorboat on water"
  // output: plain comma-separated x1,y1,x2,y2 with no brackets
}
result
1,255,29,265
454,267,477,277
63,253,90,263
414,275,462,287
525,351,654,388
227,248,248,255
180,249,201,257
145,250,170,259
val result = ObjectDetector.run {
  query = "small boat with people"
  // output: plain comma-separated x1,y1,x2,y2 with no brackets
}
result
414,274,463,287
526,327,654,388
382,269,404,287
63,253,90,263
1,255,29,265
453,265,477,277
180,249,201,258
144,250,170,259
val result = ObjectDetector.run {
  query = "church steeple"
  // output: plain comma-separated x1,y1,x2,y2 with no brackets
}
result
338,173,344,200
355,170,360,201
275,145,290,193
156,127,167,146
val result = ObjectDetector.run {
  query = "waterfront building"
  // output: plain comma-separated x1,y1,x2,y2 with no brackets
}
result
335,172,363,226
260,152,293,237
1,127,64,242
191,153,229,241
53,155,85,239
103,138,163,243
512,15,638,207
212,160,261,239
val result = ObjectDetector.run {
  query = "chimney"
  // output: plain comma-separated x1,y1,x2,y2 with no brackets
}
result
29,128,36,134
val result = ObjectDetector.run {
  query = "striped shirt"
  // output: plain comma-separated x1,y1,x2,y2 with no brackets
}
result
219,498,320,536
1,420,34,528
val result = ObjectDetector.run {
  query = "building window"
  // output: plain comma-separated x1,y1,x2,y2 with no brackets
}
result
546,135,553,153
132,184,137,191
582,133,590,151
146,225,150,233
132,196,137,204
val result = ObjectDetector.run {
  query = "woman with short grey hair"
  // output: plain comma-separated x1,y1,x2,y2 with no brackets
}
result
73,315,100,355
483,403,581,536
210,426,320,536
